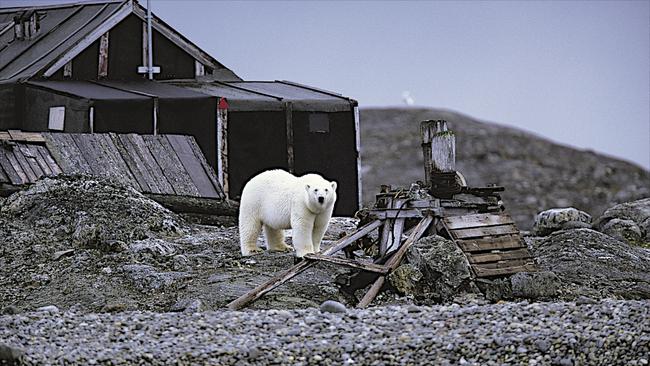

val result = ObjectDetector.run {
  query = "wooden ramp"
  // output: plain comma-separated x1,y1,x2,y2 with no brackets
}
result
442,213,538,277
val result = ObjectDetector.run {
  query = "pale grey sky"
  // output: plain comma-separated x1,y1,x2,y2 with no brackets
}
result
3,0,649,169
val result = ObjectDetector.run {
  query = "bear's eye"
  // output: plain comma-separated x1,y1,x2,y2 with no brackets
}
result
314,189,318,192
325,189,329,192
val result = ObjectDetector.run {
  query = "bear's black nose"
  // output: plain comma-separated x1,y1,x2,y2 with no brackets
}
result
318,197,324,204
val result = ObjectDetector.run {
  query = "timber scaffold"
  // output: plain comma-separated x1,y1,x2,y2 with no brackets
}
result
228,120,538,310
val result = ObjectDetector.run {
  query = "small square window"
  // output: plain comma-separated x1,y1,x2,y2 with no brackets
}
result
309,113,329,133
48,106,65,131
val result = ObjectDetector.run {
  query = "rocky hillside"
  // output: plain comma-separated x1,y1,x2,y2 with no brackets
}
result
359,108,650,229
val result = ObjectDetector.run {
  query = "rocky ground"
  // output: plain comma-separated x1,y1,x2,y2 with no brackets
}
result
1,300,648,365
359,107,650,230
1,174,649,365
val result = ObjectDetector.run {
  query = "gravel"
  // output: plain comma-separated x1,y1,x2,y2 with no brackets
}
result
1,299,647,365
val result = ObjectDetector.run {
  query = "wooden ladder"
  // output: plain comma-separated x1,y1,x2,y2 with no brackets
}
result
442,212,538,278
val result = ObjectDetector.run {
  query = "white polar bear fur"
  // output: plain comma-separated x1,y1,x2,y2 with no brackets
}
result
239,169,337,257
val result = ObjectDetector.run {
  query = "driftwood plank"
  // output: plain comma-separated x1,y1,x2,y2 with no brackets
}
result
304,253,389,274
450,224,519,239
17,144,44,178
0,163,8,183
113,134,152,193
466,248,532,264
35,145,62,175
128,134,174,195
70,134,111,179
166,135,218,198
143,135,200,197
10,148,37,183
473,263,539,277
0,132,10,140
357,215,434,309
444,213,515,230
227,220,383,310
27,145,52,176
0,149,24,184
370,208,424,220
8,130,45,143
43,133,93,174
456,235,526,252
186,134,225,199
95,133,139,190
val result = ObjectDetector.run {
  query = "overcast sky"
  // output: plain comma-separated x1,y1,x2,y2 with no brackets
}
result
3,0,649,169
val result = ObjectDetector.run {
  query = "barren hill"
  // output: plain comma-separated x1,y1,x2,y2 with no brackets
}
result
359,108,649,230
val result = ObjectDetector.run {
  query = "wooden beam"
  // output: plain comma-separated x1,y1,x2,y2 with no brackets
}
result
227,219,382,310
421,120,455,186
285,102,294,174
456,235,526,252
304,253,389,274
357,215,433,309
217,99,229,198
466,248,532,264
444,213,515,230
98,32,109,78
450,224,519,239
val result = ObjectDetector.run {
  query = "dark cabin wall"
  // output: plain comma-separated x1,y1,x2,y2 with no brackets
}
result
48,15,195,81
0,84,18,130
22,87,90,133
226,111,289,199
293,111,359,216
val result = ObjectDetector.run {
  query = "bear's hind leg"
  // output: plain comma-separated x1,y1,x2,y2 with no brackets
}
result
264,225,292,253
240,219,263,256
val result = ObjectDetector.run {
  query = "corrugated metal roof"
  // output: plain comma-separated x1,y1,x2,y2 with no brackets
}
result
167,80,356,112
0,0,240,84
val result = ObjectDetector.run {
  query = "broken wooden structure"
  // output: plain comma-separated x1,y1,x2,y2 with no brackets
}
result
0,130,235,223
228,119,538,310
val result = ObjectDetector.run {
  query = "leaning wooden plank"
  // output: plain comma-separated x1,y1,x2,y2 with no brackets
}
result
443,213,515,230
34,145,62,175
128,134,175,195
146,194,236,216
227,219,383,310
113,134,153,193
43,133,93,174
186,135,225,199
369,208,423,220
450,224,519,239
8,130,45,143
0,132,10,140
303,253,389,274
473,263,539,277
166,135,219,198
27,145,52,176
456,235,526,252
357,215,434,309
17,144,44,179
70,134,110,179
95,134,139,190
466,248,533,264
143,135,200,197
10,148,37,183
0,164,8,183
0,150,24,184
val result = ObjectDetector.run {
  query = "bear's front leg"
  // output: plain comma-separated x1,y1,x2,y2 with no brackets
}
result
311,213,332,253
264,225,293,253
290,215,315,258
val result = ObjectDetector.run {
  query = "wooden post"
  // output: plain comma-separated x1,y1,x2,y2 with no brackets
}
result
420,120,455,186
285,102,294,174
217,98,229,198
357,215,433,308
98,32,109,78
227,219,383,310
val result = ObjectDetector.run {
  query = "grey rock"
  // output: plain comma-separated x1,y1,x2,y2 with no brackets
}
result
1,306,18,315
393,235,478,302
0,344,24,364
600,219,643,246
534,339,551,353
476,278,512,303
36,305,59,313
575,296,597,305
594,198,650,245
171,299,203,313
533,208,592,236
510,271,560,299
320,300,346,314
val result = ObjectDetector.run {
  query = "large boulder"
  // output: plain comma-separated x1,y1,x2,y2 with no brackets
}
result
532,207,592,236
389,235,478,302
593,198,650,247
530,228,650,299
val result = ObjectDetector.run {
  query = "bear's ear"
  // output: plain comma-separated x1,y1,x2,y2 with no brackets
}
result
305,184,311,192
330,181,337,191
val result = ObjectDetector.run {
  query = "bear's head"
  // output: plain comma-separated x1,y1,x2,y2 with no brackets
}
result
304,179,337,214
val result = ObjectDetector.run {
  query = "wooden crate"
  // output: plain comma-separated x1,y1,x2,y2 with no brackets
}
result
443,213,538,278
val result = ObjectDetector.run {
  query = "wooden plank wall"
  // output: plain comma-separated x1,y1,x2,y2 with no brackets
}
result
1,131,225,200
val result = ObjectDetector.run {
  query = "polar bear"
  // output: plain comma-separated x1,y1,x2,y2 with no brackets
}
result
238,169,337,258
